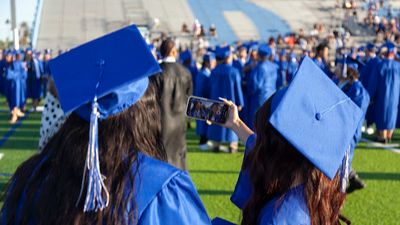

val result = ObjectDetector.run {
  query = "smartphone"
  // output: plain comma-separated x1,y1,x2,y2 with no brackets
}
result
185,96,229,124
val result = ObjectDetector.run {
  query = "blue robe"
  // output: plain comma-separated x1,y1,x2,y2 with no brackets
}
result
362,57,381,124
195,68,211,136
187,65,198,91
26,57,44,99
0,152,211,224
207,64,244,143
246,60,278,129
216,134,311,225
374,59,400,130
334,79,370,166
0,60,6,95
5,61,27,110
240,60,256,126
232,59,245,73
277,60,288,89
312,57,333,78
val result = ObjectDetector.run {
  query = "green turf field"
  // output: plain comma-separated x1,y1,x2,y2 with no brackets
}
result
0,95,400,224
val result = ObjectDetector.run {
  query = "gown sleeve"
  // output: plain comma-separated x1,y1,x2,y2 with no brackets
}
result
138,171,211,225
230,134,257,209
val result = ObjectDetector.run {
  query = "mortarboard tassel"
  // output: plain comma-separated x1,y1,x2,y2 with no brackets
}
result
76,60,109,212
340,146,350,193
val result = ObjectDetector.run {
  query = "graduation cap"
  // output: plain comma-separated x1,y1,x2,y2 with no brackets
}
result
366,43,375,50
49,24,161,212
180,50,192,62
337,54,365,77
258,44,272,57
385,42,396,53
215,45,232,59
269,56,363,191
44,49,52,55
203,52,215,61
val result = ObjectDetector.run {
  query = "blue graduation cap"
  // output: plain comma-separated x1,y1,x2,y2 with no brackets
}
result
58,49,65,55
258,44,272,57
358,46,365,52
49,24,161,212
180,50,192,62
366,43,375,50
337,54,365,75
203,52,215,61
279,49,287,57
269,56,363,191
385,42,396,53
215,45,232,59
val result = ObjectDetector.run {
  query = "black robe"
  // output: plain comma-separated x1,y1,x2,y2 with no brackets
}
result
150,62,193,171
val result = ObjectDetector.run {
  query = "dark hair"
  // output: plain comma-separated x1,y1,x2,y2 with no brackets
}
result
201,60,211,70
241,94,347,225
316,43,328,54
343,66,360,84
160,39,176,58
1,81,166,224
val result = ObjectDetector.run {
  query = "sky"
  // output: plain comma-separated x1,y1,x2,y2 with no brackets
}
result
0,0,37,41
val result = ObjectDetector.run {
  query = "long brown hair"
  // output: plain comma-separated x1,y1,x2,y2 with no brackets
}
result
1,81,166,224
241,94,347,225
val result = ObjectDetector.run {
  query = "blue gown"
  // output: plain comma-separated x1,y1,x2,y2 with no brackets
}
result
0,60,6,95
334,79,370,166
207,64,244,143
26,57,44,99
0,152,212,225
277,60,288,89
374,59,400,130
5,61,27,111
195,68,211,136
187,65,198,92
246,60,278,129
240,59,256,126
362,57,381,124
215,134,311,225
312,57,333,78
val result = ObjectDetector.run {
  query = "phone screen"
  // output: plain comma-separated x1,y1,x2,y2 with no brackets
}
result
186,96,229,124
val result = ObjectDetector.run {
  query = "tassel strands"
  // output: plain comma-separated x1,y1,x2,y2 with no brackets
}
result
76,59,109,212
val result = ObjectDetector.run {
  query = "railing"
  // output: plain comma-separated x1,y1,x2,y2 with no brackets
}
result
31,0,44,50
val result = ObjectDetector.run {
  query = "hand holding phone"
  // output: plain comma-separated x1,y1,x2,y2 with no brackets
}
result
185,96,229,124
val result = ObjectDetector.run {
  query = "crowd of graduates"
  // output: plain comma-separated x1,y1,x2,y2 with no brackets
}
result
1,20,400,223
0,48,57,123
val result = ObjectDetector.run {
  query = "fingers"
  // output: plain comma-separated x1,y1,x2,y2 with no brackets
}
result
218,97,234,107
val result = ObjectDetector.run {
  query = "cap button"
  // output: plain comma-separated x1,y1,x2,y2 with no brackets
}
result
97,59,105,66
315,113,322,121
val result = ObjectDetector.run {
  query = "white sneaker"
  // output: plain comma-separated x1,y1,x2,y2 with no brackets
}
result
366,127,374,135
219,145,230,153
198,143,211,151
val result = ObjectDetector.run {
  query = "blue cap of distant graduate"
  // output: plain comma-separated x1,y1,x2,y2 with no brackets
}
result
180,50,192,62
215,45,232,59
258,44,273,57
269,56,363,181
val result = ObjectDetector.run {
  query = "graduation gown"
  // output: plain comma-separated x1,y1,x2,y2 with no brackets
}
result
150,62,193,171
5,61,27,110
374,59,400,130
26,57,44,99
0,60,6,95
194,68,211,136
215,134,311,225
0,152,211,225
334,79,370,166
277,60,288,89
207,63,244,143
246,60,278,129
288,58,298,83
241,60,256,126
187,65,198,91
312,57,333,78
361,57,380,123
